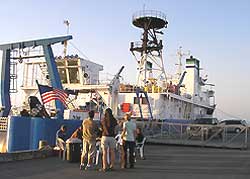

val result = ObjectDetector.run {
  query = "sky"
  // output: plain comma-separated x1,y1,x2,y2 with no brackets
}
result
0,0,250,119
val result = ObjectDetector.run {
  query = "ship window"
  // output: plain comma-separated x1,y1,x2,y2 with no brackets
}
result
179,107,181,114
134,97,139,104
58,68,67,84
133,97,148,104
68,60,78,66
68,67,80,83
142,97,148,104
56,60,65,66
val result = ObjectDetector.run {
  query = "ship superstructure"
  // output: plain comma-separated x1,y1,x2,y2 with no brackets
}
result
0,11,217,153
16,10,216,121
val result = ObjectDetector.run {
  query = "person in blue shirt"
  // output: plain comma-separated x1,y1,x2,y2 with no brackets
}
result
56,125,67,150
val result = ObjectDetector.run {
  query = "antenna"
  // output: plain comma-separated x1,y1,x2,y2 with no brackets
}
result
63,20,70,34
175,46,190,79
63,20,70,57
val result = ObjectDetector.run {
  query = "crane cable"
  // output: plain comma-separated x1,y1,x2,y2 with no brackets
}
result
68,41,91,61
215,108,243,120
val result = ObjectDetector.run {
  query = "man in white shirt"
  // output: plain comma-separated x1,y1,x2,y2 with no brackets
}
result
122,113,136,168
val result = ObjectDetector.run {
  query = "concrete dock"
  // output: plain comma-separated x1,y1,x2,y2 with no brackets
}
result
1,144,250,179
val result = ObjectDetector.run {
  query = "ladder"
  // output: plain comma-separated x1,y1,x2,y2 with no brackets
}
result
135,88,153,120
10,61,18,93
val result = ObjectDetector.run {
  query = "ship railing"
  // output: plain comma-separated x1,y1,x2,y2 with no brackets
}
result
132,10,167,22
137,120,249,150
0,117,9,132
131,41,142,48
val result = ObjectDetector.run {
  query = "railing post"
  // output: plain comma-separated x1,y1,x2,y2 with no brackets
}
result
180,123,183,140
244,126,248,149
161,120,163,137
201,126,204,146
168,122,170,137
222,126,226,147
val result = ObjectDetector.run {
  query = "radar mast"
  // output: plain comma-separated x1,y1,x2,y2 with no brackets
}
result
130,10,168,87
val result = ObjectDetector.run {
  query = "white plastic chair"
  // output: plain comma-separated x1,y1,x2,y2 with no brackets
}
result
115,133,123,149
136,137,146,159
94,140,110,166
94,140,101,165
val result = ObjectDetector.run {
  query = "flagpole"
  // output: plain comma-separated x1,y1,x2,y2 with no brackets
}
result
35,80,50,118
36,80,45,106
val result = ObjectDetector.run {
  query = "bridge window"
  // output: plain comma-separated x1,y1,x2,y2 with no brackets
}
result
56,60,65,66
133,97,148,104
142,97,148,104
68,67,80,83
134,97,139,104
68,60,78,66
58,68,67,84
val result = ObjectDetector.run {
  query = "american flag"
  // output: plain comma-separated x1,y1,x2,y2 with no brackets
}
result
37,83,68,107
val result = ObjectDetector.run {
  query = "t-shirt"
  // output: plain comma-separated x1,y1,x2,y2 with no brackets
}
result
122,120,136,142
82,118,97,141
101,118,118,137
71,128,83,140
56,129,67,141
136,133,144,143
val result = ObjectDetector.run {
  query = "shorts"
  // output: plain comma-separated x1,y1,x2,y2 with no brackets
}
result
101,136,116,149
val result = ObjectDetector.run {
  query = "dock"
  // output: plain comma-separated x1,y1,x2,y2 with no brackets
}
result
1,144,250,179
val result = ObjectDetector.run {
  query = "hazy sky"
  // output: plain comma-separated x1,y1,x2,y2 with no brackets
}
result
0,0,249,119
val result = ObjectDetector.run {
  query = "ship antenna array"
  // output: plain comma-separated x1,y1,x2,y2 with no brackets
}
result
62,20,92,61
176,46,190,79
130,10,168,87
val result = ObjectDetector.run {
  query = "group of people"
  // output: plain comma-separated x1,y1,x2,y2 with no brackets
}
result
56,108,145,172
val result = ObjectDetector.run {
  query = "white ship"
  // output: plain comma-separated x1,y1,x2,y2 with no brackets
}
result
14,10,216,121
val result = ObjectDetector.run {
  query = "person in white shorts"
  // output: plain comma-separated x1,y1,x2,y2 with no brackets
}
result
100,108,118,172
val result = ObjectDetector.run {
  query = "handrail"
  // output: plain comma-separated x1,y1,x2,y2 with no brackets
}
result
0,117,8,132
141,120,249,149
132,10,167,22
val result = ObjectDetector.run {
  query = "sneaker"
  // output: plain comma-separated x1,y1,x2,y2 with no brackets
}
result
85,165,94,170
108,167,114,171
80,164,85,170
99,168,108,172
129,164,134,169
121,164,127,169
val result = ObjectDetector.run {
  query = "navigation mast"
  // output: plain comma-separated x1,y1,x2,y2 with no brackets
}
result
130,10,168,87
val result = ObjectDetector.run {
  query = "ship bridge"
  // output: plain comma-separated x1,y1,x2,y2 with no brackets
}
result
22,55,103,89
